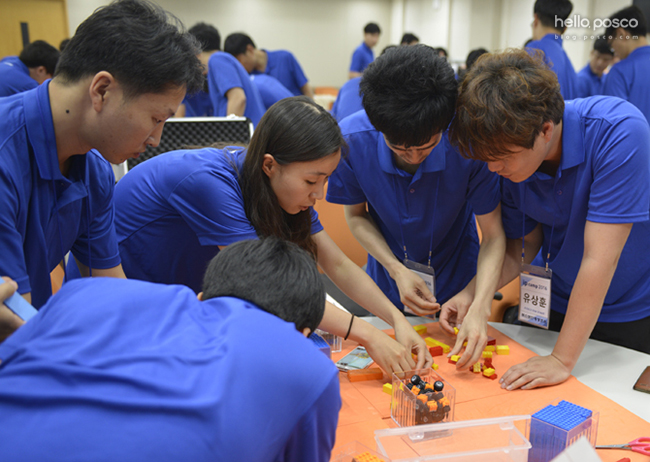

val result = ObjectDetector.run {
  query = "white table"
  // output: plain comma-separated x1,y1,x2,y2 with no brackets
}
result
358,315,650,423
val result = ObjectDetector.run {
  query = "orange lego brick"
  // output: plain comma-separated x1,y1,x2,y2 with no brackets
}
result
347,367,383,382
417,394,428,404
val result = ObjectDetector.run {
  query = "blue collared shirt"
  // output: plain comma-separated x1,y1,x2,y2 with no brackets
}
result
0,82,120,307
253,49,309,97
0,56,38,97
602,45,650,122
527,34,578,100
501,96,650,322
327,110,501,308
250,74,293,110
182,90,213,117
115,147,323,293
0,278,340,462
577,64,604,97
349,42,374,73
331,77,363,122
207,52,266,127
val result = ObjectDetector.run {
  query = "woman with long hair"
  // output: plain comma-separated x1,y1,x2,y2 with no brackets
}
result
112,97,431,373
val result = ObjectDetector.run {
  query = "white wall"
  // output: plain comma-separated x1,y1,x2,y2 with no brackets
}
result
66,0,392,89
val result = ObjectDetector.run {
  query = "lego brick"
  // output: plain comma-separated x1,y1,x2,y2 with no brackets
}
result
428,345,444,357
496,345,510,355
352,452,386,462
448,355,460,364
482,351,493,359
453,327,459,335
431,362,439,370
483,367,495,377
425,337,437,347
487,336,496,345
484,345,495,352
472,362,481,373
413,324,427,336
383,382,393,395
347,367,383,383
488,373,498,380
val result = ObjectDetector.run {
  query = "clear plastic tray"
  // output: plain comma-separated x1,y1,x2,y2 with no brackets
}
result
375,415,532,462
315,328,342,353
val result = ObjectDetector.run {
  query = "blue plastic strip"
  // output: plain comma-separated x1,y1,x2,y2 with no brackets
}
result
4,292,38,322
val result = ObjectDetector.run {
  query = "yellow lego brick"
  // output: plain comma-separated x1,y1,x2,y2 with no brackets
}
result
352,452,386,462
425,337,437,347
496,345,510,355
431,362,439,370
413,324,427,336
425,337,451,353
450,354,460,362
484,345,495,352
453,327,459,335
383,382,393,395
483,367,495,377
441,344,451,354
472,362,481,373
482,351,493,359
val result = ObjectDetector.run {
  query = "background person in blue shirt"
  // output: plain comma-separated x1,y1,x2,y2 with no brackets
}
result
576,38,614,97
224,33,314,98
328,45,505,369
0,238,341,462
250,73,293,110
0,0,203,326
349,22,381,79
114,97,431,374
526,0,578,99
449,49,650,390
603,6,650,122
0,40,60,97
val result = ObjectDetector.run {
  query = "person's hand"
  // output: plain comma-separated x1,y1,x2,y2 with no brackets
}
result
439,289,473,334
393,266,440,316
500,355,572,390
363,328,416,375
0,277,24,343
394,319,433,370
450,306,489,369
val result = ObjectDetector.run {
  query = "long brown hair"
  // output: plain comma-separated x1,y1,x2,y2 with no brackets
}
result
239,96,345,258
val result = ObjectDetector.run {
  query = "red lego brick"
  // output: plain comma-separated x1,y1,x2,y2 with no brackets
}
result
487,336,496,346
428,345,444,357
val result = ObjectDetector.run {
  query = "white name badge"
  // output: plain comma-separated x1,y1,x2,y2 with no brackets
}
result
403,259,436,315
519,263,552,329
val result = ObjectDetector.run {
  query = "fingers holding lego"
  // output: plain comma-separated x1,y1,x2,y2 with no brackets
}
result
439,291,472,335
454,313,488,369
395,269,440,315
364,330,415,375
500,355,571,391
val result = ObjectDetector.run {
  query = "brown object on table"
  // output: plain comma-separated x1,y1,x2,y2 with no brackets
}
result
347,367,383,382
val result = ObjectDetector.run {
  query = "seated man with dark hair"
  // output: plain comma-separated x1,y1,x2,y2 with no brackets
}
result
0,40,60,97
603,5,650,121
0,0,204,323
577,37,614,97
0,238,340,461
449,49,650,390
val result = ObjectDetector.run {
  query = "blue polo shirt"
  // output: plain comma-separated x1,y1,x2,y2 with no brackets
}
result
331,77,363,122
326,111,501,308
350,42,374,73
526,34,578,100
250,74,293,110
0,82,120,308
577,64,604,98
115,147,324,293
182,90,213,117
0,278,340,462
602,45,650,122
255,49,309,97
207,52,265,127
501,97,650,322
0,56,38,97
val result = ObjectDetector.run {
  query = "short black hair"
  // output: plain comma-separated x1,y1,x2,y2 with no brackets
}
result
364,23,381,34
400,33,419,45
593,37,613,55
19,40,60,75
360,44,457,147
59,38,70,52
606,6,647,37
466,48,489,69
202,238,326,333
189,22,221,52
435,47,448,58
54,0,204,99
534,0,573,30
224,33,255,57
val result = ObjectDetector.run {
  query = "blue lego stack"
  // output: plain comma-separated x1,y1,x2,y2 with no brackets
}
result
529,400,597,462
309,332,332,359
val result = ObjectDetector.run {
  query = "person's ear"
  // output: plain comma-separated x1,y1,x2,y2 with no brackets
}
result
262,153,277,179
197,291,204,301
541,121,554,143
89,71,117,113
301,327,312,337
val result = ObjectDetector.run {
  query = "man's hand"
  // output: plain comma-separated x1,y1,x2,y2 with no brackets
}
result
393,266,440,316
394,319,433,370
439,289,473,334
363,329,416,374
500,355,572,390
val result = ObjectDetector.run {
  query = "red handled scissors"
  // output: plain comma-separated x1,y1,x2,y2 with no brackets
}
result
596,437,650,456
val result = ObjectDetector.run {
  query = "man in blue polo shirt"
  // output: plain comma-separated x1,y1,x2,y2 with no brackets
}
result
603,6,650,122
250,74,293,110
328,45,505,368
207,49,266,126
349,23,381,79
576,38,614,97
331,76,362,122
0,40,60,97
0,0,203,324
450,49,650,391
0,238,340,462
223,33,314,99
526,0,578,99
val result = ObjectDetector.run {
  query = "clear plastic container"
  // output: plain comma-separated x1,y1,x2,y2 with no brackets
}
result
309,332,331,359
375,415,532,462
315,328,342,353
528,399,599,462
331,441,390,462
391,369,455,427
